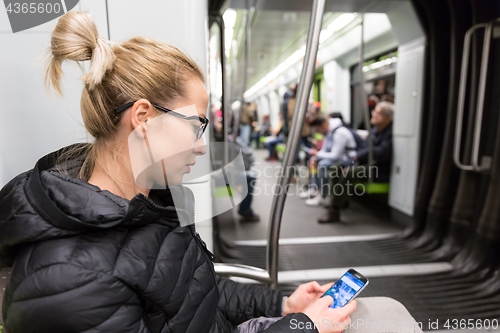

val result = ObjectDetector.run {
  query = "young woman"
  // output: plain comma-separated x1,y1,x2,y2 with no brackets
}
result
0,11,355,333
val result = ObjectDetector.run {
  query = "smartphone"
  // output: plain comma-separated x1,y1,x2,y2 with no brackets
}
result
322,269,369,308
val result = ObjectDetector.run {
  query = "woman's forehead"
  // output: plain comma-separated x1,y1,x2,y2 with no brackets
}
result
177,79,208,117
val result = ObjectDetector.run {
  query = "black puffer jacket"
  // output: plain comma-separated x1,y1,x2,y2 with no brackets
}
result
0,146,317,333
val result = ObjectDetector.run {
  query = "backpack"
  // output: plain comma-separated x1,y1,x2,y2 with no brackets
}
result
327,124,364,152
346,127,366,151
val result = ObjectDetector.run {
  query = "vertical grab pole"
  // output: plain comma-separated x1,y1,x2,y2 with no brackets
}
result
236,1,251,142
220,15,229,166
267,0,326,289
210,13,229,166
358,14,374,183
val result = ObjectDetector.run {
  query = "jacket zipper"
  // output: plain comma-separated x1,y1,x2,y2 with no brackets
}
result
188,201,217,287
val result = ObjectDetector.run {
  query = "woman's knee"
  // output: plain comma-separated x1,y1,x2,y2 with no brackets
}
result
347,297,423,333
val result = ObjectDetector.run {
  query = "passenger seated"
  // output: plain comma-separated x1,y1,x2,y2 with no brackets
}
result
251,114,271,148
318,101,394,223
265,116,285,162
300,116,357,206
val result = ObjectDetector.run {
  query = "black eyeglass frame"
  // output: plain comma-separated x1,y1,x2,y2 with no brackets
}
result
115,101,209,140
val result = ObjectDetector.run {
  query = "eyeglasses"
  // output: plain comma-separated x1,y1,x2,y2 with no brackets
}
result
115,101,209,141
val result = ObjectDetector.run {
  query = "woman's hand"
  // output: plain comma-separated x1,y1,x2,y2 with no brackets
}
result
283,281,329,315
303,297,356,333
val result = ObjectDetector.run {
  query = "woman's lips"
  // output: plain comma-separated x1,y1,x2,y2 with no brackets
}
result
185,162,195,173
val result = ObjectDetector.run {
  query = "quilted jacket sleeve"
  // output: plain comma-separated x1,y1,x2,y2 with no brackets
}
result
237,314,319,333
217,277,283,326
263,313,319,333
3,263,150,333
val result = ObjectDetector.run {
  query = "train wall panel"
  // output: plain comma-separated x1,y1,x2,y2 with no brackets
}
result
107,0,208,76
389,38,426,216
0,1,92,187
386,1,425,46
323,60,351,123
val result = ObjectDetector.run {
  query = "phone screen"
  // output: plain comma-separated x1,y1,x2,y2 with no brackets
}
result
322,271,367,308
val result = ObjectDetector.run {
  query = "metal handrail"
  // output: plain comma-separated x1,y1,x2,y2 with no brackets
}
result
209,12,229,166
472,19,496,172
358,14,374,183
210,8,272,284
235,1,251,142
453,23,487,171
214,263,271,282
267,0,326,289
454,18,499,172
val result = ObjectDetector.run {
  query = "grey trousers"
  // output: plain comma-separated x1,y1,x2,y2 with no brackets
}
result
237,297,423,333
345,297,424,333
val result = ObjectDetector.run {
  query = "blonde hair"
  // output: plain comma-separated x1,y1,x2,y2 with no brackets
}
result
45,11,205,180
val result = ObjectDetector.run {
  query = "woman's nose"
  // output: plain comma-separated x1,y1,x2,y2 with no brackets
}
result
194,136,207,155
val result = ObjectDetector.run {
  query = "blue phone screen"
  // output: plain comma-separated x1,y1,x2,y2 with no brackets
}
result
323,272,366,308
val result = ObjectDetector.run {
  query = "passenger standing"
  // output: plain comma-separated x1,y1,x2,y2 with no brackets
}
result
235,137,260,222
240,102,255,145
287,88,313,163
264,120,284,162
281,83,297,136
318,101,394,223
251,114,271,148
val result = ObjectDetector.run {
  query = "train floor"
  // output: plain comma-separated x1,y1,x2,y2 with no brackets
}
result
217,149,404,241
216,148,500,332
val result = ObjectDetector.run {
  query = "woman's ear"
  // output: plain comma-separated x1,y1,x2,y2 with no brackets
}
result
130,99,154,130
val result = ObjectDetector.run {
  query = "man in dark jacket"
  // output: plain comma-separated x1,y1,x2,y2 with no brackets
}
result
318,102,393,223
0,146,350,333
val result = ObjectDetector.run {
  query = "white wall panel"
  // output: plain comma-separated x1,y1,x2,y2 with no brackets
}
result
392,38,425,137
79,0,110,39
323,60,351,123
107,0,208,75
0,32,90,187
268,91,281,129
389,38,425,216
390,136,412,214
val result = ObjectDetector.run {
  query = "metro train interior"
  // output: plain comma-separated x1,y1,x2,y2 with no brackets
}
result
1,0,500,331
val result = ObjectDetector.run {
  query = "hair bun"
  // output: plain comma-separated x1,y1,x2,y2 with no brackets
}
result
45,11,116,94
83,37,116,90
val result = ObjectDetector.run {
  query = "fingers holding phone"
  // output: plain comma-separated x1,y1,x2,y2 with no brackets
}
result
303,296,356,333
283,281,330,315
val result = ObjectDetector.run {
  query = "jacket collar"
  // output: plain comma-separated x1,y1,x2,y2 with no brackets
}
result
25,144,192,231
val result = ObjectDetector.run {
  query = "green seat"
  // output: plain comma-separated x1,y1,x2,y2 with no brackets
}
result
275,143,286,153
214,185,234,197
354,182,390,194
259,136,267,143
314,133,324,141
